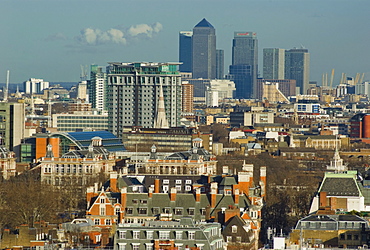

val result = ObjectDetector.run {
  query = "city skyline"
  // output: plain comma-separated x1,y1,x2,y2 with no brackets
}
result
1,0,370,85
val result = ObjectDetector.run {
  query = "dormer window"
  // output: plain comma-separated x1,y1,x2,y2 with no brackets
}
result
232,225,237,233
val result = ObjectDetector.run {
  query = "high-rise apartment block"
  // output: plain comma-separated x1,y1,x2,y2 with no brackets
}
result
23,78,49,94
181,82,194,113
179,31,193,73
192,18,216,79
106,62,182,137
216,49,224,79
285,48,310,94
230,32,258,99
88,65,107,111
263,48,285,79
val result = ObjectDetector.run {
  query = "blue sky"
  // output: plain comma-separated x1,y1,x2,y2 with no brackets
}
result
1,0,370,85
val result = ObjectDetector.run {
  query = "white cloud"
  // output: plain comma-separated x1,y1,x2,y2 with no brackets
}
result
128,22,163,37
75,22,162,46
77,28,127,45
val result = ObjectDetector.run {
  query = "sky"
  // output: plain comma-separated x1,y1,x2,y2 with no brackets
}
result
1,0,370,86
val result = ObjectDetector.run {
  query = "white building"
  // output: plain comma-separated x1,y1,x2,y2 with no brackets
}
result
23,78,49,94
205,87,219,107
209,79,236,99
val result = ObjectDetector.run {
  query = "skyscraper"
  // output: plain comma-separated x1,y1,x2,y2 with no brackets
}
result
179,31,193,73
88,65,107,111
192,18,216,79
230,32,258,98
107,62,182,137
285,48,310,94
216,49,224,79
263,48,285,79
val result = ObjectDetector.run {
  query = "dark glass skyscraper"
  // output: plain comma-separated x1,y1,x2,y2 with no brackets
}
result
192,18,216,79
230,32,258,98
179,31,193,72
216,49,224,79
285,48,310,94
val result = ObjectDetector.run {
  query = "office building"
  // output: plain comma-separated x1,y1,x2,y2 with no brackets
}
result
192,18,216,79
230,32,258,99
263,48,285,79
88,65,107,111
178,31,192,73
52,113,108,132
285,48,310,94
23,78,49,94
209,79,236,99
216,49,224,79
106,62,182,137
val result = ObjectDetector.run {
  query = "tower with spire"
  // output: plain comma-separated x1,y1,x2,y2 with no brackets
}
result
154,83,169,129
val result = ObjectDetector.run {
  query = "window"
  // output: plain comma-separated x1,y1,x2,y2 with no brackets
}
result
105,219,111,225
100,198,105,203
140,199,147,204
100,207,105,215
163,179,169,184
176,185,181,191
226,236,232,242
188,231,195,240
146,244,154,250
118,243,126,250
175,180,182,184
153,207,160,215
175,208,182,215
232,225,237,233
185,180,192,185
347,234,352,240
163,207,171,213
138,208,147,214
132,245,139,250
115,207,120,215
159,231,170,240
185,185,192,191
94,219,100,225
126,208,133,214
146,231,153,240
201,209,206,216
236,236,241,242
188,208,195,215
340,234,345,240
119,231,126,239
132,199,138,204
133,231,140,239
176,231,182,240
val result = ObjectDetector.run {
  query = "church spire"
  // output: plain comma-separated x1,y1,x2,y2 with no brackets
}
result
154,82,169,129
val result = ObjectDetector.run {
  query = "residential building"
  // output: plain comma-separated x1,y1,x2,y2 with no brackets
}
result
285,48,310,94
263,48,285,79
88,65,107,111
216,49,224,79
0,102,25,159
114,218,224,250
181,82,193,113
106,62,182,137
290,135,349,150
256,79,296,101
293,99,320,113
230,32,258,99
206,87,219,107
192,18,216,79
23,78,49,94
0,146,16,180
349,113,370,138
289,214,369,248
179,31,193,73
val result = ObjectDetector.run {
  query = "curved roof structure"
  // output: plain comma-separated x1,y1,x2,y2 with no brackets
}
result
50,131,125,154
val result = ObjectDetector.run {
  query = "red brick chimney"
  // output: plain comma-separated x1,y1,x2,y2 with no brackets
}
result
154,179,160,193
120,187,127,208
148,186,154,198
234,189,240,206
110,172,118,192
170,187,177,202
195,188,201,202
319,191,327,207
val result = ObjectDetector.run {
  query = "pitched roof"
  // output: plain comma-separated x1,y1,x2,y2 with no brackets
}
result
194,18,214,28
319,177,361,197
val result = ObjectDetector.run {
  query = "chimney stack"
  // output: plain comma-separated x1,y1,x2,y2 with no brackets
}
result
154,179,160,193
148,186,154,198
110,172,118,192
234,189,240,206
210,187,217,208
121,187,127,208
170,187,177,201
259,166,266,198
319,191,327,207
195,188,201,202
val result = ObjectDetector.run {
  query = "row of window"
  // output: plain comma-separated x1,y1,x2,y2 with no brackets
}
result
125,207,205,216
118,230,196,240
